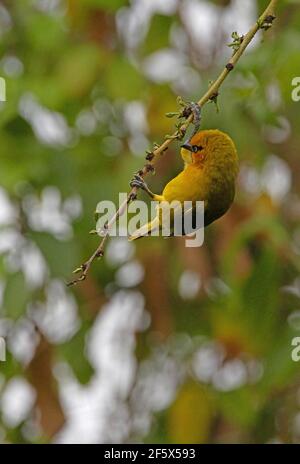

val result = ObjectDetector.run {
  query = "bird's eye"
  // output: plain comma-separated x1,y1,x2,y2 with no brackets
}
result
192,145,203,153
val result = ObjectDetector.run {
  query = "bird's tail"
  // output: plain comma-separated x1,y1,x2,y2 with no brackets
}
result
128,216,160,241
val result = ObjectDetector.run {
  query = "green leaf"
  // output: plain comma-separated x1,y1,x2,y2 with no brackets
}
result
59,323,94,384
104,56,146,99
242,246,279,337
3,272,29,320
142,14,172,55
218,387,258,428
31,232,79,278
259,328,300,395
55,44,107,100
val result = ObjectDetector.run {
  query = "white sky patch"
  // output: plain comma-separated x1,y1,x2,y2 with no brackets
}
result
55,290,148,444
178,270,201,300
22,186,80,240
129,349,183,438
116,7,148,51
178,0,257,66
143,48,186,83
0,229,24,255
180,0,220,67
261,155,291,202
239,165,261,196
193,342,225,383
1,55,24,78
266,82,282,110
106,238,135,267
212,359,248,392
128,133,149,156
19,93,73,148
223,0,257,47
115,261,145,288
29,279,80,344
7,319,39,365
240,156,291,203
34,0,65,15
193,340,263,391
0,188,17,226
20,242,48,289
62,194,82,220
124,101,148,135
1,377,36,428
145,0,178,15
133,355,181,412
117,0,178,51
88,291,146,391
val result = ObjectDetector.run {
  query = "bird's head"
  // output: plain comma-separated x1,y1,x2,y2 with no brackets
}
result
180,129,238,174
181,132,206,166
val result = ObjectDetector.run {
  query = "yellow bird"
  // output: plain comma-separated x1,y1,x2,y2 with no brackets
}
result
129,129,238,240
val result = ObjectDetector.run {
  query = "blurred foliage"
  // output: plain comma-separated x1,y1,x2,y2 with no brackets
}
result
0,0,300,444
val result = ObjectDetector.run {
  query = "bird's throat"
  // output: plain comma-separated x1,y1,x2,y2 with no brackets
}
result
181,148,193,165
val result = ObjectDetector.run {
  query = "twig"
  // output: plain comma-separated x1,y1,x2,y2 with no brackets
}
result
67,0,278,286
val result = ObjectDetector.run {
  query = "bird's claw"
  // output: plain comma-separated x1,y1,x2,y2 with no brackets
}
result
182,102,201,133
130,174,155,199
130,174,147,191
189,102,201,137
182,102,201,140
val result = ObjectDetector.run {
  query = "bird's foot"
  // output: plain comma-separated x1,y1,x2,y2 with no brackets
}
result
130,174,154,198
181,101,201,138
130,174,146,190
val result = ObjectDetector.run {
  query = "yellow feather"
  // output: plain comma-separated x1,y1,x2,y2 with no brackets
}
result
129,129,238,240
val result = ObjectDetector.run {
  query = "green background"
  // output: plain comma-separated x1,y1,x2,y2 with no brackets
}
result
0,0,300,444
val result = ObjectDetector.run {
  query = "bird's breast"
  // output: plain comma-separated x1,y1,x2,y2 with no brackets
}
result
162,166,205,204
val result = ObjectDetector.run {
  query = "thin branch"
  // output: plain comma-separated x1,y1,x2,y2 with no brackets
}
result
67,0,278,286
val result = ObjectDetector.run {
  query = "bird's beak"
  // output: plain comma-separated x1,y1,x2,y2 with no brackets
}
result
181,143,193,152
181,142,193,165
